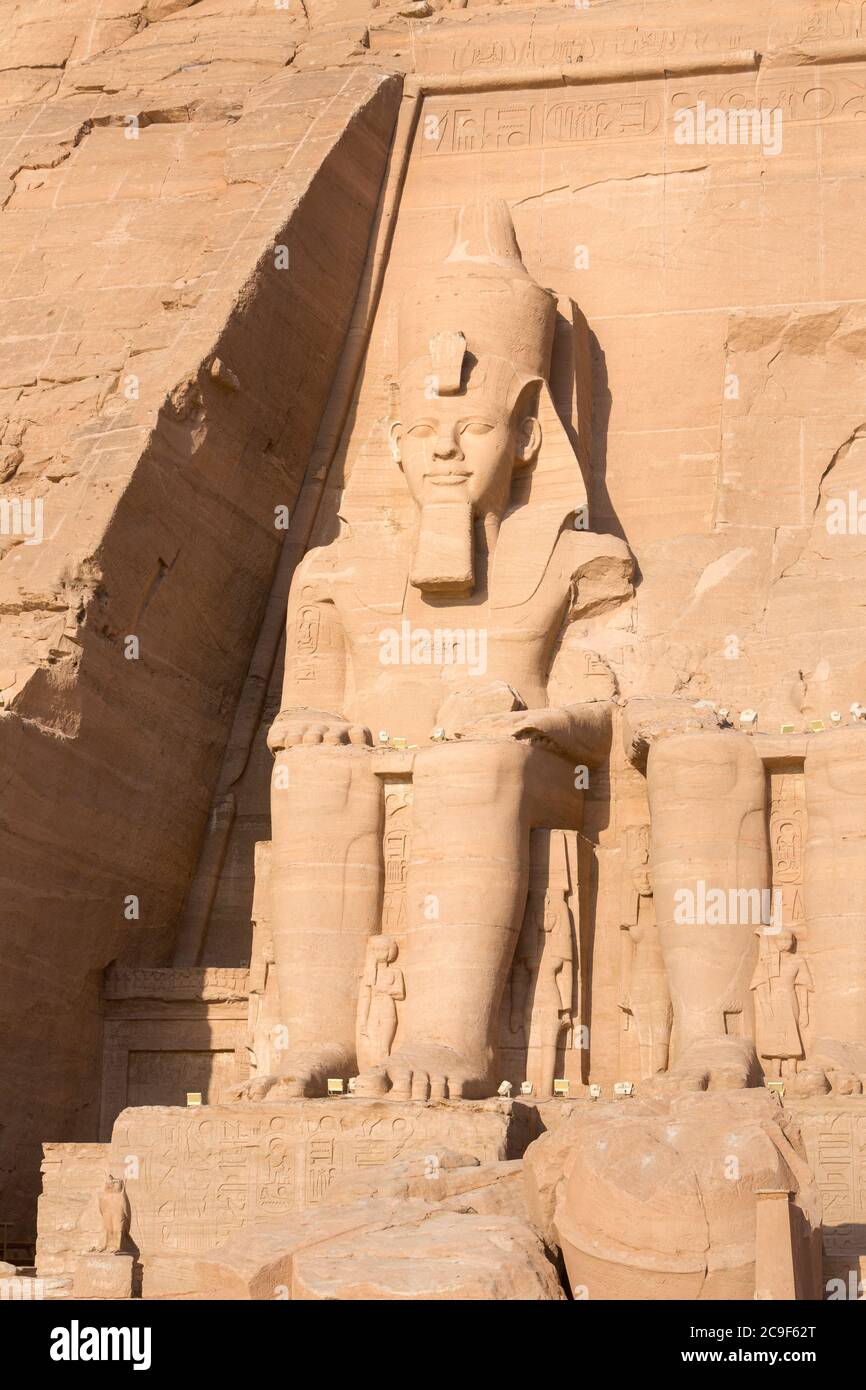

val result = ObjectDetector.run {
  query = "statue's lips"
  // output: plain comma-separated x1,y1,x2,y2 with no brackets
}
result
425,471,470,486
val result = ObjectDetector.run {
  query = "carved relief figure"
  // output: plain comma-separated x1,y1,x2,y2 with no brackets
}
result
510,829,576,1097
99,1175,131,1254
750,930,814,1079
618,823,671,1078
357,935,405,1071
240,199,633,1102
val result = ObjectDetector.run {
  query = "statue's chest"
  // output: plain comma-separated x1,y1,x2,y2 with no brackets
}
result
337,573,568,657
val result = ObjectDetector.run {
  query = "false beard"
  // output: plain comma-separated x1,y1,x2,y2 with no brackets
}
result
410,499,474,596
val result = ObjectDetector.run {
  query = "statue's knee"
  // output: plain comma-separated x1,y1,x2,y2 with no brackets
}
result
806,726,866,797
270,745,370,821
413,739,528,809
648,731,762,802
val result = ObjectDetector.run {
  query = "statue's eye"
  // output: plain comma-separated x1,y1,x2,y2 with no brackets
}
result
406,422,435,438
460,421,494,436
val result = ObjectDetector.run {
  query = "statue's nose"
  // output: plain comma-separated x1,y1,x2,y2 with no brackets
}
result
433,432,462,461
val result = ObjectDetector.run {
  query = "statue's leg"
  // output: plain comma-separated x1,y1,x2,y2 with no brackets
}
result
237,744,382,1099
646,731,768,1090
356,740,580,1100
536,1006,562,1101
804,728,866,1089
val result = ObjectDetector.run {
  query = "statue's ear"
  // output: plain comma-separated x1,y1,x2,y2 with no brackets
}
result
388,420,403,467
513,379,542,466
515,414,542,466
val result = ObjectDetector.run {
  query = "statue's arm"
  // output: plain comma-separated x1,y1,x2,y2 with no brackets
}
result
456,701,611,765
269,550,369,750
463,528,630,761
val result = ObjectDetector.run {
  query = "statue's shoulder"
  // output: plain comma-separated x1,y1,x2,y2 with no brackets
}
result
552,527,634,619
291,542,339,594
556,526,633,579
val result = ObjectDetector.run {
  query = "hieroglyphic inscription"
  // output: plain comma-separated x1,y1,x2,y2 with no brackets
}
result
440,25,750,75
669,68,866,123
110,1103,507,1257
421,97,661,156
382,778,412,939
295,584,321,682
420,66,866,158
769,770,806,935
104,966,249,1001
790,1102,866,1256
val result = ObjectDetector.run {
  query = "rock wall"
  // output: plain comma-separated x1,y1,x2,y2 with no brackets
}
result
0,0,401,1237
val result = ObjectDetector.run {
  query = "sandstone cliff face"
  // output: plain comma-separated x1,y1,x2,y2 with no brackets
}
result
0,0,402,1235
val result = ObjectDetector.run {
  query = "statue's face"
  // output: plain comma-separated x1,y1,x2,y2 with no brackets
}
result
391,388,540,514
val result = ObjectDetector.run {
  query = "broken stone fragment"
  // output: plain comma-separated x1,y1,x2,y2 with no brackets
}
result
209,357,241,391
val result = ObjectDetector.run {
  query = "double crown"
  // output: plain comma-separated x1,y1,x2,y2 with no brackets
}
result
396,199,558,408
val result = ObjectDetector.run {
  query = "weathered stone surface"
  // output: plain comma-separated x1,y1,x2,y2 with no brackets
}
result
523,1098,663,1238
321,1149,527,1215
291,1211,563,1301
194,1193,560,1300
70,1251,134,1299
36,1096,592,1279
194,1197,432,1300
527,1090,823,1300
37,1143,111,1277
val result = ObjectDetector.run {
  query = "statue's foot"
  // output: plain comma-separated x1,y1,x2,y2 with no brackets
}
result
227,1044,352,1102
354,1044,490,1101
645,1036,763,1098
793,1039,866,1097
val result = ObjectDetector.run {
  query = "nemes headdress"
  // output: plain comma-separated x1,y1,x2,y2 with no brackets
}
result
339,199,592,609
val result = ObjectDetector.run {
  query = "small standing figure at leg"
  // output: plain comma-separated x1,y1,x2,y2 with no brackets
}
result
750,929,813,1079
98,1175,130,1254
618,823,672,1078
357,936,405,1072
511,830,576,1098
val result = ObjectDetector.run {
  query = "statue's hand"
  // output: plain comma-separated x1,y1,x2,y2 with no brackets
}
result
622,696,725,771
267,709,371,752
456,702,611,766
455,706,559,744
435,681,525,740
454,706,580,762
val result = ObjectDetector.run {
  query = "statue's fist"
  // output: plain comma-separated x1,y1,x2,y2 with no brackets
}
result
621,697,725,771
267,709,371,752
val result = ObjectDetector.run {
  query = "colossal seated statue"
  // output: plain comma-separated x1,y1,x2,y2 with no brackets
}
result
235,200,866,1109
236,199,633,1102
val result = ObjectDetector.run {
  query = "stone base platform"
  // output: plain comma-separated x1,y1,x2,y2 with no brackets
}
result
38,1092,864,1300
36,1095,590,1292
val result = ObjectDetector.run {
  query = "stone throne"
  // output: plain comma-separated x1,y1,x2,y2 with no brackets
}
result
235,199,633,1104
